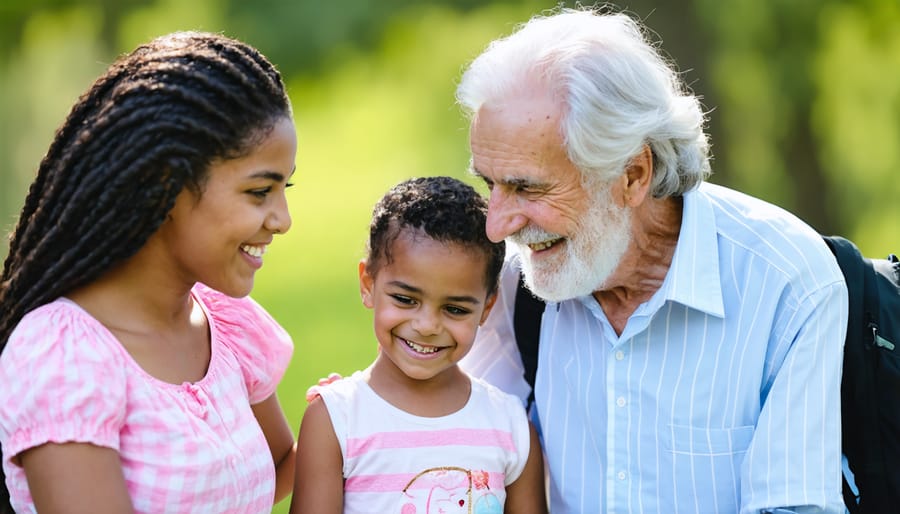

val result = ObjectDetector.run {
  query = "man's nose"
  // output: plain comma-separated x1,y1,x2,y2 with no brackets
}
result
486,188,526,243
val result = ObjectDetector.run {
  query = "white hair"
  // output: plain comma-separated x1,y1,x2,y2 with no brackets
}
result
456,8,711,197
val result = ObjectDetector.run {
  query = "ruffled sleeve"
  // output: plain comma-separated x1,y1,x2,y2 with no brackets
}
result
195,283,293,404
0,300,128,466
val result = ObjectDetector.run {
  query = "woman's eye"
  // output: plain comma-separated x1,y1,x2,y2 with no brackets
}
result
248,187,272,198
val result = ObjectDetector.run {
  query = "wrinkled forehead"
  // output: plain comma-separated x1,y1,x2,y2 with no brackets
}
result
470,94,569,178
471,83,563,132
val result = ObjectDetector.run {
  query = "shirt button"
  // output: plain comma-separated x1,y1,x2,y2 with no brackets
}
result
617,471,627,480
615,350,625,361
616,396,626,407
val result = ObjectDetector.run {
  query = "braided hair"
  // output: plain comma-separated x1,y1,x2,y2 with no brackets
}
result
0,31,291,511
366,176,505,294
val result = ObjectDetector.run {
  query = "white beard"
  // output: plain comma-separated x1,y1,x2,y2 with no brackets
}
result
509,184,632,302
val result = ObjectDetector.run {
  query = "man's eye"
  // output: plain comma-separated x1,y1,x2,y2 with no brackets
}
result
248,187,272,198
516,184,537,194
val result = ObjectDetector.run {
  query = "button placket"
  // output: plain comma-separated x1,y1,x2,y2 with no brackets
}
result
182,382,209,419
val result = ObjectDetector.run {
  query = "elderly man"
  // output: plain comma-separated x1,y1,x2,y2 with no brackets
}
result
457,7,847,514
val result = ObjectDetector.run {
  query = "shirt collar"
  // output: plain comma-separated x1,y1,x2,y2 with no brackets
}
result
661,184,725,317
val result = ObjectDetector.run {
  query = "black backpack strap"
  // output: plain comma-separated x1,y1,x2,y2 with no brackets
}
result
824,235,889,512
513,273,545,410
855,246,900,511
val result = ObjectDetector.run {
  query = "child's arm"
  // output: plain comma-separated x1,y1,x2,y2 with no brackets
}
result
21,442,136,513
289,396,344,514
503,422,548,514
251,393,297,503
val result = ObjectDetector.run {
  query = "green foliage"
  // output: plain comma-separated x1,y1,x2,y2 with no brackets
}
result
813,1,900,254
116,0,226,49
0,6,109,239
692,0,900,255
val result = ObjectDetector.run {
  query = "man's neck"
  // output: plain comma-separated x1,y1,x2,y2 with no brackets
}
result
593,195,683,335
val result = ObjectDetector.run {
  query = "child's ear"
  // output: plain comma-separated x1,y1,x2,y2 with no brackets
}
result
479,292,498,325
358,259,374,309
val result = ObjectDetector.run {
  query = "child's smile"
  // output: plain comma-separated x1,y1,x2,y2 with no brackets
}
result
399,337,445,356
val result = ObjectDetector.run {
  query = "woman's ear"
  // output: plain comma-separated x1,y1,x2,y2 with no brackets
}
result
358,259,374,309
479,292,498,325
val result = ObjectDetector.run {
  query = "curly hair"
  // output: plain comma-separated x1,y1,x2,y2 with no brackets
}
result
0,31,291,511
366,176,505,293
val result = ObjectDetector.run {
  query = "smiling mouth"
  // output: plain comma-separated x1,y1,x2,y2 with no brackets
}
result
240,244,267,258
527,238,562,251
402,338,443,354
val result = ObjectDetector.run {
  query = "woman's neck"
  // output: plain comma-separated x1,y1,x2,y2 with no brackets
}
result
66,256,210,384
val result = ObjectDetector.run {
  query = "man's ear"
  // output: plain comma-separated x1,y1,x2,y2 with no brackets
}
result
358,259,374,308
479,291,498,325
620,144,653,208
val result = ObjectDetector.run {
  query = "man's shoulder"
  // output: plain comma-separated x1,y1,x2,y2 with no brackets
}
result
698,182,817,238
696,182,843,292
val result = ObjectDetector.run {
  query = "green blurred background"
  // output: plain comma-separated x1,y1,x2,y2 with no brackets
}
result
1,0,898,510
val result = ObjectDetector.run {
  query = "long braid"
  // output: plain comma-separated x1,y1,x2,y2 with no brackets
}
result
0,31,290,511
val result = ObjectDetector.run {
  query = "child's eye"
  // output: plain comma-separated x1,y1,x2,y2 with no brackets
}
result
445,305,472,316
390,294,416,305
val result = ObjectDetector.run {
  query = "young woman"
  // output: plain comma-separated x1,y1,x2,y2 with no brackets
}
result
0,31,297,513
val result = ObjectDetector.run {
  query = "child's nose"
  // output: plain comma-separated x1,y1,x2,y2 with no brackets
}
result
411,310,441,336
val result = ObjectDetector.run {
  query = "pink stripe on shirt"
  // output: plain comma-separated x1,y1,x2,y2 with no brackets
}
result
345,471,507,492
346,428,516,458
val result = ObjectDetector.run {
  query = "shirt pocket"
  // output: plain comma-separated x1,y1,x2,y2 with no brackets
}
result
661,424,754,512
664,424,754,456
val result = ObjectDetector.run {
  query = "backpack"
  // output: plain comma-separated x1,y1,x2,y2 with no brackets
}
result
512,235,900,514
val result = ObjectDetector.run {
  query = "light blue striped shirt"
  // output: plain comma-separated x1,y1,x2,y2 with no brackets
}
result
461,182,847,513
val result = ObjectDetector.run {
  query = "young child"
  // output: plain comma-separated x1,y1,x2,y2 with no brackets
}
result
290,177,547,514
0,32,297,513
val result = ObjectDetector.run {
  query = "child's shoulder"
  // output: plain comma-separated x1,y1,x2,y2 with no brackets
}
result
315,371,367,400
466,376,532,451
469,375,529,414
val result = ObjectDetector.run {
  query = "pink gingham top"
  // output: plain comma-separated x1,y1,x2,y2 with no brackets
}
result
0,283,293,513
